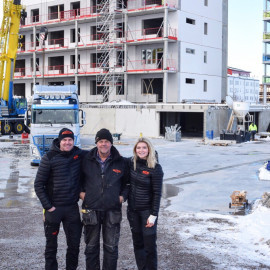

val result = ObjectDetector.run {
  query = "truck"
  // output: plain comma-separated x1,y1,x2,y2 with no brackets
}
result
28,84,85,166
0,0,28,135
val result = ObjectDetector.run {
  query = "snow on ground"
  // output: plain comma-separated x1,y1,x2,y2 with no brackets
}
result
167,203,270,269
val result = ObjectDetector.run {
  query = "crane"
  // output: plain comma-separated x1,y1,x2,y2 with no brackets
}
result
0,0,27,135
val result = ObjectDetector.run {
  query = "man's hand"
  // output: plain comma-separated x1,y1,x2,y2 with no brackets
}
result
80,192,85,201
119,196,124,203
48,206,56,212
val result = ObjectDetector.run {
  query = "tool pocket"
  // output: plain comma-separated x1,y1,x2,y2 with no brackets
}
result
82,210,98,226
107,210,122,226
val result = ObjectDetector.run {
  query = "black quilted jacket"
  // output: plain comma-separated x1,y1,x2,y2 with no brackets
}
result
34,138,85,210
127,158,164,216
81,146,129,211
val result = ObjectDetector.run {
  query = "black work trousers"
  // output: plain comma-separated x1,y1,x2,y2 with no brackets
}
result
44,204,82,270
250,130,256,141
83,210,122,270
127,208,158,270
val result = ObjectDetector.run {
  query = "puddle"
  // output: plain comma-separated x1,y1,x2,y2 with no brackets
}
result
162,183,182,199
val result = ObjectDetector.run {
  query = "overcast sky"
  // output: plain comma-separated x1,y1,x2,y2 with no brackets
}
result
0,0,265,81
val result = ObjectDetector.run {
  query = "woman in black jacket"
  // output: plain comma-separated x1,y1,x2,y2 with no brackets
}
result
127,137,164,270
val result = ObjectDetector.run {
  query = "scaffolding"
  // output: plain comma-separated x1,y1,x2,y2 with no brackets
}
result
96,0,124,102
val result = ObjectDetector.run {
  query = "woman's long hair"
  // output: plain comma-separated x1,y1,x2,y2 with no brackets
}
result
132,137,157,170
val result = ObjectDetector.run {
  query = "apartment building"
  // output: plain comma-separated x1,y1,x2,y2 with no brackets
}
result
227,67,260,104
14,0,228,137
263,0,270,103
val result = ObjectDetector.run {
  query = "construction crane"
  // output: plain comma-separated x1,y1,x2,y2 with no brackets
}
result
0,0,27,135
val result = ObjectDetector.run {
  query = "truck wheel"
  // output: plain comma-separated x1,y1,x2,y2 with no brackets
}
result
2,123,12,135
14,122,24,134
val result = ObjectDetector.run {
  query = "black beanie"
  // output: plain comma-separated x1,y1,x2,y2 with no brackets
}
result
58,128,74,142
95,128,113,144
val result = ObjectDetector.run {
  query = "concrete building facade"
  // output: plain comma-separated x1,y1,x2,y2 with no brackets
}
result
15,0,228,137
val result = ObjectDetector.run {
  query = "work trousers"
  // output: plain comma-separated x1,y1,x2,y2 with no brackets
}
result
44,204,82,270
250,130,256,141
127,208,158,270
83,210,122,270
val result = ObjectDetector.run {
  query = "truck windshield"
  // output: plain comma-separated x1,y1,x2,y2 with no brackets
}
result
32,109,79,124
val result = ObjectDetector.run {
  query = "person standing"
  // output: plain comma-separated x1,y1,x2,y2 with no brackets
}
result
34,128,85,270
80,128,129,270
127,137,163,270
249,122,257,141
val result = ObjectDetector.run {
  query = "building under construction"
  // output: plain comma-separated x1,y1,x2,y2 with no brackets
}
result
15,0,232,137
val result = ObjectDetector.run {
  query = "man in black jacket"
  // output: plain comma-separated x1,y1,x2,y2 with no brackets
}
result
80,128,129,270
34,128,84,270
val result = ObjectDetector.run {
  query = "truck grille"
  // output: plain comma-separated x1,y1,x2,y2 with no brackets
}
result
33,135,57,156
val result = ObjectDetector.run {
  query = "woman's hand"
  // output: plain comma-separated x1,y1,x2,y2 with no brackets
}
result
119,196,124,203
145,215,157,227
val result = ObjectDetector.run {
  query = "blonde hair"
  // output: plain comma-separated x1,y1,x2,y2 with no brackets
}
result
132,137,157,170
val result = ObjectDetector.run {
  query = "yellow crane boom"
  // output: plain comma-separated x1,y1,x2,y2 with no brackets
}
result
0,0,25,102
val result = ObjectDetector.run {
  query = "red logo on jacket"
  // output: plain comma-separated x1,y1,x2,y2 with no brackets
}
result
113,169,121,173
73,155,79,160
142,170,150,175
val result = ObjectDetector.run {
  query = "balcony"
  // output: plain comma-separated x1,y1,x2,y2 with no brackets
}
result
14,67,42,78
20,2,177,29
20,7,99,28
127,0,177,11
14,68,26,78
263,54,270,63
263,32,270,41
127,26,177,43
263,11,270,19
48,38,69,50
127,58,176,72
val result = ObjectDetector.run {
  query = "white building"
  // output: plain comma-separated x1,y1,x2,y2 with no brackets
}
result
227,67,260,104
14,0,228,137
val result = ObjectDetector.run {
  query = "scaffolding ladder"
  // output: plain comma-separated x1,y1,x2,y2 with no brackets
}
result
96,0,124,102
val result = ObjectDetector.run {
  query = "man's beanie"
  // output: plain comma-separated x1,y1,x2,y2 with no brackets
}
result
58,128,74,142
95,128,113,144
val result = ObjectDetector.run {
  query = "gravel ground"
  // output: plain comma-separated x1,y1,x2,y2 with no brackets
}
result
0,199,215,270
2,138,270,269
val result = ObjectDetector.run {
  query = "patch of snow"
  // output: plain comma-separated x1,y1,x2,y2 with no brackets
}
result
172,206,270,268
102,99,134,105
258,164,270,181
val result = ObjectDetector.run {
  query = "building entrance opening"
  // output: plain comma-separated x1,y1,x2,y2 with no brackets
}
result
160,112,203,137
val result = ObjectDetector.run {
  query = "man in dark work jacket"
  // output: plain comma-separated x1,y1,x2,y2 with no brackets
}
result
34,128,85,270
80,128,129,270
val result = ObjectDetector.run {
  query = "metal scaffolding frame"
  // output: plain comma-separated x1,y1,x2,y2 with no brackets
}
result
96,0,124,102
